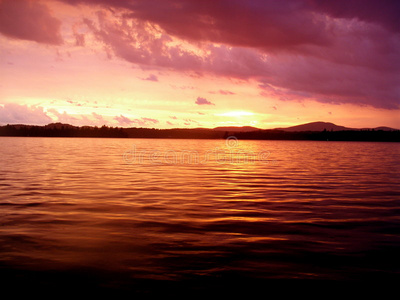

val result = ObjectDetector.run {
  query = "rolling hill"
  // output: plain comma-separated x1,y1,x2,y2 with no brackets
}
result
213,122,398,132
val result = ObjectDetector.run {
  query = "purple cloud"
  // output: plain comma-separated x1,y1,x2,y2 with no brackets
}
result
55,1,400,109
209,90,236,95
0,0,63,45
114,115,159,127
195,97,214,106
142,74,158,82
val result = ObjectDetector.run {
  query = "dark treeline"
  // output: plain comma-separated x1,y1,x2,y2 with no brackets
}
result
0,124,127,138
0,123,399,142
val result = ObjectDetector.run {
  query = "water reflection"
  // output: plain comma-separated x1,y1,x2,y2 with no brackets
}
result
0,137,399,292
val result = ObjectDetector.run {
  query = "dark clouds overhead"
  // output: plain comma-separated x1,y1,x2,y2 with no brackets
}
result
33,1,400,108
0,0,63,44
307,0,400,33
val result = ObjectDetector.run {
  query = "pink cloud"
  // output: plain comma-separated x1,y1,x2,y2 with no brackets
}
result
47,109,113,126
209,90,235,95
114,115,159,127
141,74,158,82
114,114,133,126
92,112,106,124
141,117,159,124
0,0,63,45
195,97,214,106
82,12,202,72
0,103,53,125
74,32,85,46
47,108,79,124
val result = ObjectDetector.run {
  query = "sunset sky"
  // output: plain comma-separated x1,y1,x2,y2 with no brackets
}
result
0,0,399,129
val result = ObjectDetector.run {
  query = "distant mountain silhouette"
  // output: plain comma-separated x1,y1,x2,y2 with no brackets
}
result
275,122,353,132
44,122,77,129
215,122,398,132
368,126,398,131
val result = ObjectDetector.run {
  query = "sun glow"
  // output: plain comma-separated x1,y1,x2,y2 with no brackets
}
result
217,111,255,117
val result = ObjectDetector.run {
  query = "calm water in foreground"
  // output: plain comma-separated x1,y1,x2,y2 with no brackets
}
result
0,137,399,294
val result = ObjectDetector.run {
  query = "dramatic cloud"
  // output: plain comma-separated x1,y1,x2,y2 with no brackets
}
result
0,103,53,125
195,97,214,106
82,11,203,72
307,0,400,33
62,0,329,50
66,0,399,109
61,0,400,59
0,0,63,44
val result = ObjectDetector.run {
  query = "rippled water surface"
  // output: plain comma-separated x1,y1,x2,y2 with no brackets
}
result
1,137,399,293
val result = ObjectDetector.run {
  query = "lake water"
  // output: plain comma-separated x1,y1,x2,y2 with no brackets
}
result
0,137,399,294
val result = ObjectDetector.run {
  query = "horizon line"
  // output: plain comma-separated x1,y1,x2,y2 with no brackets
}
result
1,121,399,131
